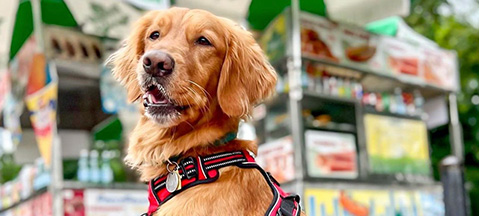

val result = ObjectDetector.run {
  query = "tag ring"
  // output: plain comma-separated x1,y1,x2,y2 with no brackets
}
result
166,160,179,172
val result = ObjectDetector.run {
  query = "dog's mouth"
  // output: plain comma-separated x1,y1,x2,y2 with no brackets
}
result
142,85,188,121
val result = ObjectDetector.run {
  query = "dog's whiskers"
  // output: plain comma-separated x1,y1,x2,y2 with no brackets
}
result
188,80,211,100
186,86,210,115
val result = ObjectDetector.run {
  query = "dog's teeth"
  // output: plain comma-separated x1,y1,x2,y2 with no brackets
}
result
148,94,155,103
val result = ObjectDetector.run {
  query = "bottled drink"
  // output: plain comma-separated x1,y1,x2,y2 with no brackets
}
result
89,150,101,183
77,149,89,183
394,87,406,115
414,90,425,116
101,151,114,184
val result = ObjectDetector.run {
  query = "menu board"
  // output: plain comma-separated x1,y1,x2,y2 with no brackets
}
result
292,11,459,91
305,130,358,179
257,136,295,183
364,114,431,175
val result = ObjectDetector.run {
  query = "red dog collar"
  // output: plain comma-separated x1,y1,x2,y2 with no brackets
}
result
145,150,301,216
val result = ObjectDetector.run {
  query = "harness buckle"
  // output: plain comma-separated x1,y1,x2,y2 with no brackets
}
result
180,157,197,179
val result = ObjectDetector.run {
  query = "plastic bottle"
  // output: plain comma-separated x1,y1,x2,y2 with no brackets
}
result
101,151,114,184
394,87,406,115
77,149,90,183
344,79,351,98
354,82,363,100
89,150,101,184
414,90,425,116
329,77,338,96
322,76,330,95
337,78,344,97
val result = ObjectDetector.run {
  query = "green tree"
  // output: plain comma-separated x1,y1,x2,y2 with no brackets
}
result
406,0,479,215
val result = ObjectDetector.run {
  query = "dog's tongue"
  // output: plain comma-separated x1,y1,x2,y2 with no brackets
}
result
143,87,168,104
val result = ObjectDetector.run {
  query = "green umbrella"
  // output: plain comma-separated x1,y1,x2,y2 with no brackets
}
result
0,0,142,64
247,0,327,31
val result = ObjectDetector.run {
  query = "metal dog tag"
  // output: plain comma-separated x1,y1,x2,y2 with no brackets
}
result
166,170,181,193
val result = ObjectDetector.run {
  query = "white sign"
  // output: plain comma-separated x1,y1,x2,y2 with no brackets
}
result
84,189,148,216
257,136,295,183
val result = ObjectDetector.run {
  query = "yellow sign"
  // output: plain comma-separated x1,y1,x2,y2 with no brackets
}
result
364,114,430,174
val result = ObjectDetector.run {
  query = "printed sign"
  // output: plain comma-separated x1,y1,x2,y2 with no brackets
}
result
305,188,444,216
64,189,85,216
84,189,148,216
421,47,458,91
300,13,342,63
364,114,430,175
305,130,358,179
256,136,295,183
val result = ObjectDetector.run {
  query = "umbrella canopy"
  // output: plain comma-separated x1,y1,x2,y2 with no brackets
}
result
246,0,410,31
247,0,326,30
2,0,142,63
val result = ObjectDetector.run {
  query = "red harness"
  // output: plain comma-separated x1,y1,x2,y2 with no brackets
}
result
144,150,301,216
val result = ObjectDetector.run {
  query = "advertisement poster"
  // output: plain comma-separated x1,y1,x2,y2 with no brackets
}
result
64,189,85,216
364,114,430,175
25,59,58,167
339,25,382,73
378,37,423,80
256,136,295,183
259,12,287,64
300,13,342,62
84,189,148,216
305,188,444,216
421,47,458,91
305,130,358,179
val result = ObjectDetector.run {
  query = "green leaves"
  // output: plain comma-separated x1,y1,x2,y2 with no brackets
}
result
406,1,479,214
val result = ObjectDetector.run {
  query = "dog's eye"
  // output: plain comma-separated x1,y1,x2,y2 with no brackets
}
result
149,31,160,40
196,36,211,46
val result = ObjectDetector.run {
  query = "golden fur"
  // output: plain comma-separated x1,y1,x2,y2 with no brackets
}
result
107,7,294,216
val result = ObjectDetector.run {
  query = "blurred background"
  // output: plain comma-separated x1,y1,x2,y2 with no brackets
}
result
0,0,477,215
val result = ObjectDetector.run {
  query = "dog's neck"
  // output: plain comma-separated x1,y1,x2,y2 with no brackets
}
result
126,110,255,181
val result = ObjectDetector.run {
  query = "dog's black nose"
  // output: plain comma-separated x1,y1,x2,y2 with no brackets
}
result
142,51,175,77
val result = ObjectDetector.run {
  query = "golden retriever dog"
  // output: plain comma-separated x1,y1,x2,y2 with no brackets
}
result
108,7,301,216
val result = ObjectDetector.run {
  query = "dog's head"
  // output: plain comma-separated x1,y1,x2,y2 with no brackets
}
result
108,8,276,128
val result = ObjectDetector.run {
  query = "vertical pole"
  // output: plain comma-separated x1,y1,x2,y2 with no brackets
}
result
448,93,463,162
50,63,64,216
440,156,467,216
31,1,63,216
288,0,305,198
30,0,44,53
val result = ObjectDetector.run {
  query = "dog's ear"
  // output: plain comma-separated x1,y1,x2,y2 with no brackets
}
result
217,22,277,118
106,12,156,102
